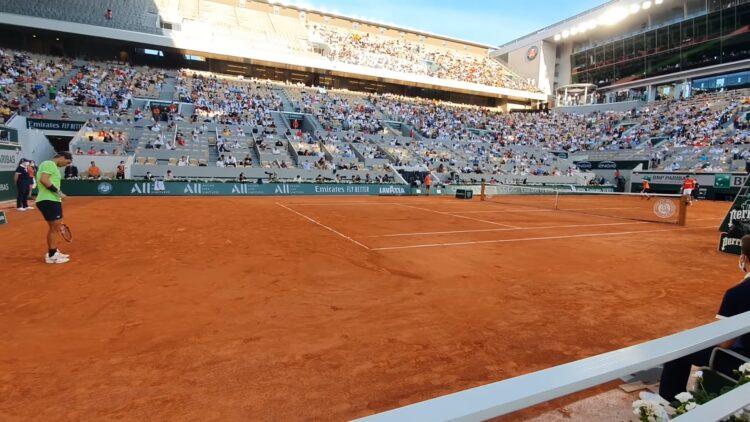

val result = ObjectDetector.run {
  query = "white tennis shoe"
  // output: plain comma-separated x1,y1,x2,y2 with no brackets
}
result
45,252,70,264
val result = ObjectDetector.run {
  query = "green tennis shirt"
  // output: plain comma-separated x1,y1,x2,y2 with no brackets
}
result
36,160,62,203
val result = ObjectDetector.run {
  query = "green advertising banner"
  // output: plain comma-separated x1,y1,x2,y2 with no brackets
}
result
718,174,750,255
26,118,85,131
0,143,22,202
61,180,413,197
715,174,731,189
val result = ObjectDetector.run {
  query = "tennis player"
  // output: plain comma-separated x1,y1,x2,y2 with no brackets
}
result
682,175,696,205
640,178,651,200
36,152,73,264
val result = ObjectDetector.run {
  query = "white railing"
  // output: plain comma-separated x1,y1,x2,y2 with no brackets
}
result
356,310,750,422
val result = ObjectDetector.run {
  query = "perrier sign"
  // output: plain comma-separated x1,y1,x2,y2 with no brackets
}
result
718,176,750,255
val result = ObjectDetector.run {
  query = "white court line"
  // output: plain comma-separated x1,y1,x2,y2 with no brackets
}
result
396,203,521,229
364,217,724,237
275,203,370,250
371,225,717,251
364,220,655,238
281,202,400,206
450,206,640,214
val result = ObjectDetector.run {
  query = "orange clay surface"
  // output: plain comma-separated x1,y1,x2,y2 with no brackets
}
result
0,195,737,420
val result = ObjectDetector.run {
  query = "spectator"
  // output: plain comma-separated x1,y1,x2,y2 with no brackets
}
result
64,163,79,179
116,161,125,180
642,235,750,403
164,170,174,181
87,161,101,179
14,158,33,211
144,171,153,180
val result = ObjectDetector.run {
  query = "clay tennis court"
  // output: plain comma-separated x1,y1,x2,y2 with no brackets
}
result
0,194,739,420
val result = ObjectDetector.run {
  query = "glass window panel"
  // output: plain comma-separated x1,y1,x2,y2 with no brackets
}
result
722,7,736,35
644,30,656,54
708,11,722,37
694,15,707,41
682,20,693,45
669,23,681,49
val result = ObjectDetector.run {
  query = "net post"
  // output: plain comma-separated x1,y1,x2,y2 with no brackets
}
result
480,182,486,201
678,195,688,226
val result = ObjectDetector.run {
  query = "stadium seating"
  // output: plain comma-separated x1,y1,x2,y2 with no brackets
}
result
3,40,750,183
0,0,162,34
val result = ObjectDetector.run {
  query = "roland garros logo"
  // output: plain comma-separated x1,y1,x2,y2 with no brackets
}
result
654,199,676,219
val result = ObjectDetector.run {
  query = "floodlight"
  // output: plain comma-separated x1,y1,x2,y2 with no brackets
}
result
599,6,628,26
655,0,663,4
554,34,562,41
562,30,570,38
629,3,641,14
642,1,652,9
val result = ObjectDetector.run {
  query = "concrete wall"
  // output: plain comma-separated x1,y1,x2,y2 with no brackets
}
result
507,43,541,91
539,41,556,96
555,100,644,114
7,116,57,165
555,41,573,90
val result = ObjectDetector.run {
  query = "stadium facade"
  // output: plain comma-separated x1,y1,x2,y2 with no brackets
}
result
494,0,750,106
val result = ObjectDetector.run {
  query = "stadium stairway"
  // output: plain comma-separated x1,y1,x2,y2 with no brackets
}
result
159,77,176,101
274,87,295,112
270,111,292,133
208,142,219,165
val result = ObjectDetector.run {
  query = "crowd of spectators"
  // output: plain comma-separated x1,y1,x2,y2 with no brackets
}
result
0,49,72,120
310,25,540,92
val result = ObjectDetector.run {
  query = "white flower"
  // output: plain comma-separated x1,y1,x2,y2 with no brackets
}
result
739,362,750,374
675,392,693,403
633,400,670,421
692,371,703,379
685,402,697,411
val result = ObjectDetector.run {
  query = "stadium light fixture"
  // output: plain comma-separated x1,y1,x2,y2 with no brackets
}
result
629,3,641,14
571,27,579,35
554,34,562,41
562,30,570,39
655,0,663,4
642,0,652,9
598,6,628,26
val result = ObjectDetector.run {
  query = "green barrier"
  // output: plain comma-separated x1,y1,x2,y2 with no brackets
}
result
718,175,750,255
60,180,414,196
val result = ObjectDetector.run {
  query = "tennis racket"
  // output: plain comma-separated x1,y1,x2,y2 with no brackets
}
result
59,223,73,242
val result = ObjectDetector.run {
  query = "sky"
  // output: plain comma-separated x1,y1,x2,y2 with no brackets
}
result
292,0,607,46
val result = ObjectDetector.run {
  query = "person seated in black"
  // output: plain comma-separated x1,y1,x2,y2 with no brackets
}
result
64,164,79,179
653,234,750,402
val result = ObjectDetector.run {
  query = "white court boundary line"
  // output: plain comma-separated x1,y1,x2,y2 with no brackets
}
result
275,203,370,250
365,217,723,238
451,206,640,214
365,220,654,238
281,202,400,206
396,203,521,229
370,225,717,251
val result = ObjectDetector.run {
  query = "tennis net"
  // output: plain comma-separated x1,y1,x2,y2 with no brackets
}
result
480,184,688,225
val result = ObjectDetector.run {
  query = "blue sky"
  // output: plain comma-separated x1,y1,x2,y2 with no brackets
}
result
297,0,606,46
